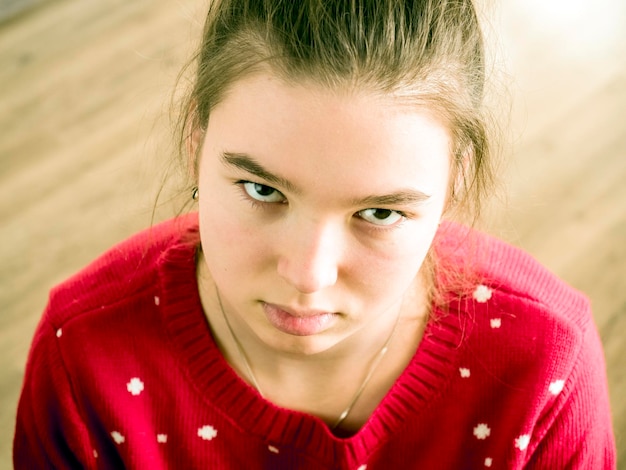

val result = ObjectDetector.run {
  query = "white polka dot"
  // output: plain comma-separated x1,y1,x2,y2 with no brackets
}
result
93,449,98,458
154,296,160,306
484,457,493,467
198,425,218,441
157,434,168,443
268,445,279,454
459,367,471,378
473,423,491,440
473,285,493,303
357,465,367,470
490,318,501,329
549,379,565,395
515,434,531,451
111,431,125,444
126,377,144,396
56,328,62,338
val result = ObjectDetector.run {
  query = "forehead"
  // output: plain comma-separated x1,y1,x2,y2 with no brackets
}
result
203,72,453,199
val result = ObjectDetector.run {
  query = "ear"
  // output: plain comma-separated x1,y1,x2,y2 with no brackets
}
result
445,144,473,213
455,145,472,196
186,126,204,180
184,104,205,181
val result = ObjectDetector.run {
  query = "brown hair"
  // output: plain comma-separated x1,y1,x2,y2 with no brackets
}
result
176,0,495,222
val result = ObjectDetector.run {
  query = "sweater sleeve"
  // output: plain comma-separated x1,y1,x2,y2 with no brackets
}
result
525,317,616,469
13,311,96,470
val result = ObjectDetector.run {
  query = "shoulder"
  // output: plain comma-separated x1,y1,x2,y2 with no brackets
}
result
433,221,596,391
44,212,199,328
429,223,615,466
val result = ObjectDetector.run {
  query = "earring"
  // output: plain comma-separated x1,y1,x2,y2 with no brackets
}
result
192,186,199,201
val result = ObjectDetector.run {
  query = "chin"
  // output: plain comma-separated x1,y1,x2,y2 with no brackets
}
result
262,329,344,357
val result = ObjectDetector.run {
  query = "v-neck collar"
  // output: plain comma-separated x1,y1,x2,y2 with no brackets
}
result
159,219,465,467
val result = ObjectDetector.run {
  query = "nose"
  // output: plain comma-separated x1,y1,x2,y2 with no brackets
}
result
276,219,341,294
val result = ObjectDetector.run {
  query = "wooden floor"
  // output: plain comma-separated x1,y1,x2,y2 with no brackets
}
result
1,0,624,467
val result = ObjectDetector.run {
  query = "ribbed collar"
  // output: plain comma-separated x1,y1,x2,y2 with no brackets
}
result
158,220,466,467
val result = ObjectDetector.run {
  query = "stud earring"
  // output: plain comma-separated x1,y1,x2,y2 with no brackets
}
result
192,186,199,201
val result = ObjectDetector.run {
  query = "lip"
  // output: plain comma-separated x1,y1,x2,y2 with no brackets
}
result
262,302,337,336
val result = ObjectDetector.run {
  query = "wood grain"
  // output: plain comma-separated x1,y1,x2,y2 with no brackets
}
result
1,0,624,467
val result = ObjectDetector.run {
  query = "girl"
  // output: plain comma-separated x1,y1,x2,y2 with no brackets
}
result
14,0,616,468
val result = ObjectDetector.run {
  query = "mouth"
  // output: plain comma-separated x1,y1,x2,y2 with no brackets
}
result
261,302,338,336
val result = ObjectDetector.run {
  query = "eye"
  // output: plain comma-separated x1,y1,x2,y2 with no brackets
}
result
241,181,286,203
357,208,404,226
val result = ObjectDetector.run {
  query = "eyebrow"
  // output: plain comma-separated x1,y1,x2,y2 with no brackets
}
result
222,152,300,194
352,190,431,207
221,151,431,207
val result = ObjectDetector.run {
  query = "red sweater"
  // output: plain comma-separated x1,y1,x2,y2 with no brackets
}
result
14,214,616,469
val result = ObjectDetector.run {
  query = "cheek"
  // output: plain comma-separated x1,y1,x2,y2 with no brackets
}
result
350,224,438,296
198,203,274,277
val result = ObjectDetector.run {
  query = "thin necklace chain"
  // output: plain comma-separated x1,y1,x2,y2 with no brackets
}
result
215,287,401,430
217,289,265,397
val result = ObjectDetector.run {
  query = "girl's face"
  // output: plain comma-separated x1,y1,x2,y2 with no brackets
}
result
196,72,452,356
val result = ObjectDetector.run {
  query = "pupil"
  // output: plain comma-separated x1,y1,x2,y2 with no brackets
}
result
255,184,273,196
374,209,391,219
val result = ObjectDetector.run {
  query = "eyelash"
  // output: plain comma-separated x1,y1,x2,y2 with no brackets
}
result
235,180,286,207
234,180,411,230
